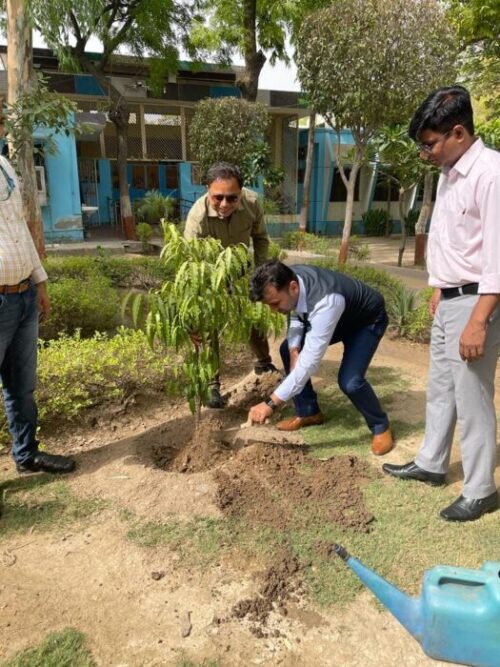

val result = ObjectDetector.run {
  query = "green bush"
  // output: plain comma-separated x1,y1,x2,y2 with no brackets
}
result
44,254,174,289
41,276,120,339
0,329,170,446
330,235,370,261
267,239,287,261
7,329,168,431
134,190,174,224
281,231,334,255
404,287,433,342
361,208,392,236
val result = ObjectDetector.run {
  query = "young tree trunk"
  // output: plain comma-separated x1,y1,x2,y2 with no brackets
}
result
6,0,45,257
414,170,434,265
397,187,407,267
109,99,136,240
298,110,316,235
237,0,266,101
338,158,361,265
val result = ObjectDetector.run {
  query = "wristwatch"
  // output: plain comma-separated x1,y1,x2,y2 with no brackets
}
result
264,397,279,410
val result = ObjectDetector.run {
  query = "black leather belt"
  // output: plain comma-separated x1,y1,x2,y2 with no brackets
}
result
440,283,479,300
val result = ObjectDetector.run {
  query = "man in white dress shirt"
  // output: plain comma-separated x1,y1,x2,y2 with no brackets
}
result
0,128,75,475
247,261,393,456
383,85,500,521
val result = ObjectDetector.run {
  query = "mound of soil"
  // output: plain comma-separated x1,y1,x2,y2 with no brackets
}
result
215,444,375,532
232,551,305,637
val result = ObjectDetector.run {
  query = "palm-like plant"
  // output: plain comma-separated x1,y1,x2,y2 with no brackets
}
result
135,190,174,225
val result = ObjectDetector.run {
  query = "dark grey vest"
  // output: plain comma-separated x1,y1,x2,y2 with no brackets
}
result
293,264,386,343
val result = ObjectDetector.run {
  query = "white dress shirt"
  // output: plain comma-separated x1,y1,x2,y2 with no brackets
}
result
0,155,47,286
427,138,500,294
274,276,345,402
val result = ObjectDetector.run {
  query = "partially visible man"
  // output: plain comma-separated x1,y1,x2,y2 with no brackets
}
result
247,261,393,456
0,149,75,475
383,85,500,521
184,162,278,408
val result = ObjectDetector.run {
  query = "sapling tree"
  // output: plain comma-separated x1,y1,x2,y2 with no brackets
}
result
128,223,282,424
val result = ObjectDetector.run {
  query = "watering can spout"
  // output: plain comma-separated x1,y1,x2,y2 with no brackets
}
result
333,544,423,641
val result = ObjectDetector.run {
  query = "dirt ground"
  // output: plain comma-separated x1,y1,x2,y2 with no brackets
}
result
1,336,498,667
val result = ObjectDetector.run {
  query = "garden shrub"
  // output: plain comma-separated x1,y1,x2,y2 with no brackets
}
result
41,275,120,339
281,231,335,255
0,329,169,440
404,287,433,342
44,254,175,289
312,257,402,305
361,208,392,236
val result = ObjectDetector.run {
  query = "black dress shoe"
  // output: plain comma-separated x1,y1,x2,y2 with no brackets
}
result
254,362,280,375
440,492,499,522
16,452,76,475
382,461,445,486
205,386,225,409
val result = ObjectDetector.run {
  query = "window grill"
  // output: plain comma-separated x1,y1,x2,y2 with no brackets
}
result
144,106,182,160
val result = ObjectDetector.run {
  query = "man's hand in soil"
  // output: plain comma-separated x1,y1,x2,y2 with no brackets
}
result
249,402,273,424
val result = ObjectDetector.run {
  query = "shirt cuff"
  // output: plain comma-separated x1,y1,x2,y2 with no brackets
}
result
478,275,500,294
30,266,48,284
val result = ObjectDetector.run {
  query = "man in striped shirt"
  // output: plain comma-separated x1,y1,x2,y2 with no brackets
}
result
0,149,75,475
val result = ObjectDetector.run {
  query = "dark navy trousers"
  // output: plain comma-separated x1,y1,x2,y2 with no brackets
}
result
280,312,389,434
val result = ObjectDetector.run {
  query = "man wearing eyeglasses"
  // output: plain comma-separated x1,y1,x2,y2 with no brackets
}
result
184,161,278,408
383,85,500,522
0,145,75,476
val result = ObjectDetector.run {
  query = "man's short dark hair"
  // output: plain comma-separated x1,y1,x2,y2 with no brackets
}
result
250,261,297,302
409,85,474,141
206,162,244,188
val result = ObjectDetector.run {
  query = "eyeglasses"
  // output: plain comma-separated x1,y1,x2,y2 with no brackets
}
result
210,194,240,203
417,130,453,154
0,164,15,202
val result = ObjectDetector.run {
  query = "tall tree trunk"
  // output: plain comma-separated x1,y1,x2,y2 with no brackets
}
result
237,0,266,101
77,56,136,240
338,159,361,265
397,187,407,267
298,110,316,235
6,0,45,257
414,170,433,265
108,99,136,239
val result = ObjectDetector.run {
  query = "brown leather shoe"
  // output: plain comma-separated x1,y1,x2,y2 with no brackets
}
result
277,412,324,431
371,428,394,456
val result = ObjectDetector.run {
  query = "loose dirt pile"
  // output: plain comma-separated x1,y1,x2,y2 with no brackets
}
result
232,551,305,637
215,444,375,532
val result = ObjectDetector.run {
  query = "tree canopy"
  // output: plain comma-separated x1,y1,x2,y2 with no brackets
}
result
188,96,275,185
296,0,457,262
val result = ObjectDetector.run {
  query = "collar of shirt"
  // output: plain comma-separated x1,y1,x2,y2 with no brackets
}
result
295,275,308,314
445,137,484,179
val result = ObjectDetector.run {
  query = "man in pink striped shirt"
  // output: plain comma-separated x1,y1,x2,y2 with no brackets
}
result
0,134,75,476
383,85,500,521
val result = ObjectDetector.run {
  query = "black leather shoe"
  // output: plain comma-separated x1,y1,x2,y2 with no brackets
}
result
16,452,76,475
205,386,225,409
382,461,445,486
440,492,499,522
254,362,280,375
